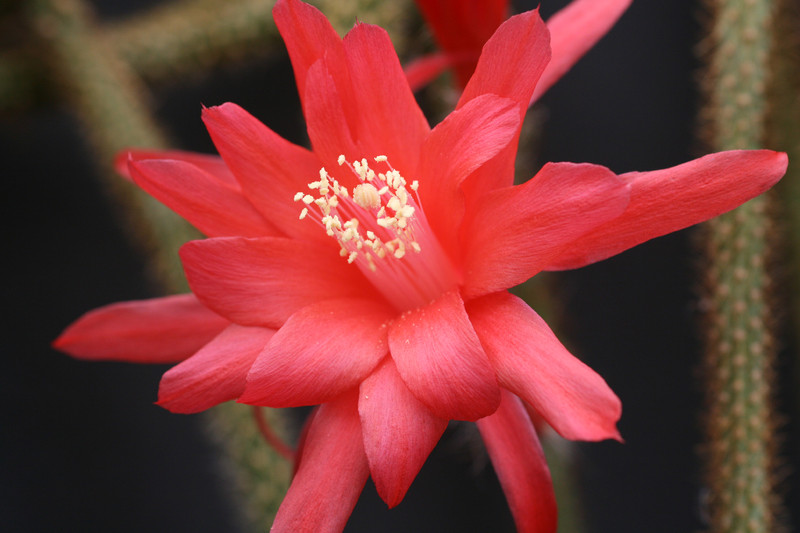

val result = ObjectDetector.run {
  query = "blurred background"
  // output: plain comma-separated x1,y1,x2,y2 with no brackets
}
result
2,0,798,531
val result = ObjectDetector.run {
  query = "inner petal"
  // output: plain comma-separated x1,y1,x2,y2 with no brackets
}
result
296,155,459,311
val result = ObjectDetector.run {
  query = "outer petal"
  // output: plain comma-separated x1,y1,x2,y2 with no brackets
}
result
467,292,622,441
201,103,325,243
358,358,447,507
456,9,550,197
180,236,367,328
303,59,359,174
418,94,520,259
414,0,508,88
157,324,275,413
53,294,228,364
128,159,277,238
462,162,629,298
476,390,557,533
389,290,500,421
273,0,350,116
546,150,788,270
114,149,238,186
457,8,549,114
532,0,632,104
271,390,369,533
343,23,430,175
240,298,393,407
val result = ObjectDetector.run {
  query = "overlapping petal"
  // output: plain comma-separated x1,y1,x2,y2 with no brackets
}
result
456,8,550,198
201,103,325,242
476,390,557,533
418,93,520,259
342,23,430,175
457,8,549,113
180,236,367,328
303,59,359,173
240,298,393,407
546,150,788,270
358,358,448,507
157,324,275,413
273,0,350,116
271,390,369,533
53,295,228,363
413,0,508,88
114,149,238,186
388,290,500,421
462,162,629,298
467,292,622,441
128,159,277,238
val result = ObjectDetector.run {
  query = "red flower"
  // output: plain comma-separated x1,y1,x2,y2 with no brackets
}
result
406,0,632,103
54,1,787,531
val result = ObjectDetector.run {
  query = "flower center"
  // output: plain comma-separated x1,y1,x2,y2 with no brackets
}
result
295,155,458,311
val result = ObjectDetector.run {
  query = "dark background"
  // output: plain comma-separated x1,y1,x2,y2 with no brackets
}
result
2,0,797,531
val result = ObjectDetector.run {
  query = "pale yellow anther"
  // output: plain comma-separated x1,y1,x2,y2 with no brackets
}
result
338,155,346,165
348,251,358,263
302,195,314,205
410,180,419,191
375,155,388,162
299,208,308,220
294,192,305,201
386,196,401,213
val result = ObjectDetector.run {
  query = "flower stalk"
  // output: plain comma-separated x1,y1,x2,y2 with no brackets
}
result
700,0,782,530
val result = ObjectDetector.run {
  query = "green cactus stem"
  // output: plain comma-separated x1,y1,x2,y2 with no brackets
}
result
25,1,294,529
699,0,782,531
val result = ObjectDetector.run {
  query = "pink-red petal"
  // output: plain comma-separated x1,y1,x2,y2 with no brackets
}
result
128,159,277,238
271,390,369,533
239,298,393,407
462,162,629,298
180,236,367,328
476,390,557,533
342,23,430,176
546,150,788,270
467,292,622,441
272,0,350,115
456,8,551,198
418,93,521,259
388,290,500,421
414,0,508,88
53,294,229,364
201,103,326,243
114,149,239,186
358,358,447,507
302,59,359,174
458,7,550,115
157,324,275,413
532,0,632,104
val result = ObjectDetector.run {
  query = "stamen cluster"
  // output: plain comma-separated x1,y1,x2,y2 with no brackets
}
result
295,155,422,272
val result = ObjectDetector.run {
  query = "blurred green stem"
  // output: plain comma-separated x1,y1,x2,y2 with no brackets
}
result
700,0,781,531
24,1,292,530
